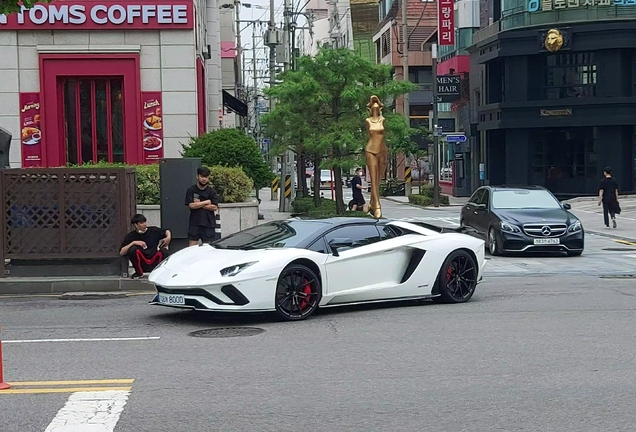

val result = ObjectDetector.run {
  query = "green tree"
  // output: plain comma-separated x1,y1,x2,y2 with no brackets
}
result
262,47,416,213
181,128,274,192
0,0,46,14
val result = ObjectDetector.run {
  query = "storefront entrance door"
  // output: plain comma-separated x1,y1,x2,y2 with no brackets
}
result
61,78,125,165
40,54,142,167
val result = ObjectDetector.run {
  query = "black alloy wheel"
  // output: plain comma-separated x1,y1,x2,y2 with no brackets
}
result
274,264,322,321
437,250,478,303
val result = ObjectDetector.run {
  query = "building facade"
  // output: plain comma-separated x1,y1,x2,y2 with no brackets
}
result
469,0,636,196
0,0,225,168
301,0,353,55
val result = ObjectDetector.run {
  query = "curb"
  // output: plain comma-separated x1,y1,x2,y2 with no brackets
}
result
382,196,463,210
584,229,636,244
0,277,154,296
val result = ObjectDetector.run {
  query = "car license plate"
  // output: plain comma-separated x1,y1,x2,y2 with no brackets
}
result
534,238,560,245
158,293,185,305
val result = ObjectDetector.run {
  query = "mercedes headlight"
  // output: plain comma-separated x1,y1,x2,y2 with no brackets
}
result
500,221,521,233
220,262,257,277
568,220,582,232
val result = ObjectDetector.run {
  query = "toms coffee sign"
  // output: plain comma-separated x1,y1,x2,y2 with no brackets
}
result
436,75,461,103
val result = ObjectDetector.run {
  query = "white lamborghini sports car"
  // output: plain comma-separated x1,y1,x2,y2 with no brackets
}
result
148,217,487,321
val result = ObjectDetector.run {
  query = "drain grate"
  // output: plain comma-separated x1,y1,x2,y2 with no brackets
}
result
188,327,266,338
599,274,636,279
602,248,636,252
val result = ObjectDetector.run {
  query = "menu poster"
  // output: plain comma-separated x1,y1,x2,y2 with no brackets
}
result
141,92,164,163
20,93,43,167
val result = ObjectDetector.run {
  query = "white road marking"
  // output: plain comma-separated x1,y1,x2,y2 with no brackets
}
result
44,390,130,432
3,336,160,344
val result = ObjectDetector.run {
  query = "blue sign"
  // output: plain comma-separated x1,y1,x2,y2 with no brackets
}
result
445,134,467,143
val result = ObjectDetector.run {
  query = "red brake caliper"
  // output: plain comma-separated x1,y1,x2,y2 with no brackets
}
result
446,264,453,282
300,278,312,309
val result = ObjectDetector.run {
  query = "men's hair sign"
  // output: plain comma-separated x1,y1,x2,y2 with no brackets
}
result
0,1,194,30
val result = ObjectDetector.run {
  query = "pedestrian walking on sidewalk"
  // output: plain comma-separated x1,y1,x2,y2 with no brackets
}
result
598,166,621,229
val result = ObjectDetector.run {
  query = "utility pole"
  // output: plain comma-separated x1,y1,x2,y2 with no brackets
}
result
432,43,440,207
401,0,412,197
268,0,278,201
234,0,244,132
252,23,259,141
279,0,293,212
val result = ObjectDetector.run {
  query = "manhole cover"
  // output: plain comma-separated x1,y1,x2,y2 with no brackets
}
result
188,327,265,338
602,248,636,252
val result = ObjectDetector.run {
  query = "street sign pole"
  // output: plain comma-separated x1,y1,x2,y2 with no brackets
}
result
432,44,440,208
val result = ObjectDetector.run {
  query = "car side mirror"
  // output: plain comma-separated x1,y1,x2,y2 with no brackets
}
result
562,203,571,210
328,237,354,256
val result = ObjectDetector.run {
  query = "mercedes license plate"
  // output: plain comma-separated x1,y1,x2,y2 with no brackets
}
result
534,238,560,245
158,293,185,305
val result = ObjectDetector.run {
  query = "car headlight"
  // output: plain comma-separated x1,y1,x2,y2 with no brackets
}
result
500,221,521,233
220,262,257,277
568,220,582,232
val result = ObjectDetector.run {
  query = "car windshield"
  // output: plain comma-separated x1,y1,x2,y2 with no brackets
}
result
492,190,561,209
209,220,328,250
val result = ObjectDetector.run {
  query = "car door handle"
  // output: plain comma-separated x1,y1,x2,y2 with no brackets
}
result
383,249,396,253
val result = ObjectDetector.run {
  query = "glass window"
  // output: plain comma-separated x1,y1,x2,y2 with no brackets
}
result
492,190,561,209
308,237,328,254
63,77,125,165
211,220,330,250
378,225,399,240
469,188,484,204
324,224,382,251
544,52,597,99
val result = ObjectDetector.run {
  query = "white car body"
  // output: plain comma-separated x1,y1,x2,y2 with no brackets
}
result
148,219,486,318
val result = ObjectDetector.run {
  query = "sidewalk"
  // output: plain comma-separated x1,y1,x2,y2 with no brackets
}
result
565,195,636,243
257,188,292,223
383,194,468,208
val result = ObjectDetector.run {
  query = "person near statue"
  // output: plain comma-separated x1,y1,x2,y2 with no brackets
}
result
364,95,388,219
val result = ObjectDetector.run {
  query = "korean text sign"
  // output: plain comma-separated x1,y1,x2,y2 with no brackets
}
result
438,0,455,46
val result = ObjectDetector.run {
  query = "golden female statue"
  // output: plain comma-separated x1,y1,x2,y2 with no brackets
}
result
365,95,388,219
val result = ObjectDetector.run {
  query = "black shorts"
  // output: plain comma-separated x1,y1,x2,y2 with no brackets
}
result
352,195,365,205
188,225,217,242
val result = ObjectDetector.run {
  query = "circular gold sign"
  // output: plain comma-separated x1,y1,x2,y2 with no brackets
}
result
544,29,563,52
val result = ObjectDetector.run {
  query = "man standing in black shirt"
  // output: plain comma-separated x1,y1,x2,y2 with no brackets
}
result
598,166,620,228
119,214,172,278
350,168,367,212
185,166,220,246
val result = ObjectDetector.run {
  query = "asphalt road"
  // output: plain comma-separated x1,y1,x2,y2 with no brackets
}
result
3,273,636,431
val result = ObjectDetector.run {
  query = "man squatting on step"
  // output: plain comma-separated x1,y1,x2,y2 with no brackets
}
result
119,214,172,278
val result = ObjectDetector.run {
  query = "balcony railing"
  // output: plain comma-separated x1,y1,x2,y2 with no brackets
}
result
472,21,501,45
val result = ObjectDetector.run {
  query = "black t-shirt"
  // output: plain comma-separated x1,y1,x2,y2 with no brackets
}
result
351,175,363,198
599,177,619,202
185,184,220,227
120,227,167,256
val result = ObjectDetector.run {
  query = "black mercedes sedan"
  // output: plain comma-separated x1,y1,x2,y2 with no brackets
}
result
459,185,584,256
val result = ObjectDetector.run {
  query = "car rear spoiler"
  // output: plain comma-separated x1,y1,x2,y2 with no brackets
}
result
390,220,476,235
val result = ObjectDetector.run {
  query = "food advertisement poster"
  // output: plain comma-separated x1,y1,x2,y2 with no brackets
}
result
20,92,43,167
141,92,163,163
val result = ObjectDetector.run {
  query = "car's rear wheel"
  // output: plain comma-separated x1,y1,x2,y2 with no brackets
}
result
436,250,478,303
274,263,322,321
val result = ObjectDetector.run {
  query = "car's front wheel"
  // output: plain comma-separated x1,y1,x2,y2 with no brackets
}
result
274,263,322,321
436,250,478,303
488,227,500,256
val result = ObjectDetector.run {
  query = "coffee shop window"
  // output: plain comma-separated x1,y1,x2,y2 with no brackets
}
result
63,78,125,165
544,52,597,99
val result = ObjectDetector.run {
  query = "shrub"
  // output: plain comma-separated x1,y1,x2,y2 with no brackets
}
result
209,166,254,203
418,184,450,205
291,196,373,218
63,161,160,205
181,128,275,189
408,194,433,207
135,164,160,205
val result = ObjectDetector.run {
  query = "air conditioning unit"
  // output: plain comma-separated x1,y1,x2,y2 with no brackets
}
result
264,29,282,46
